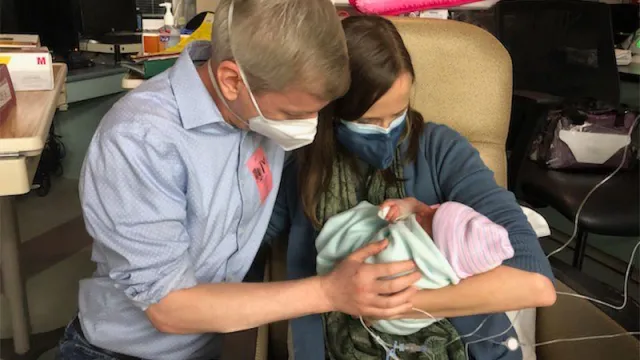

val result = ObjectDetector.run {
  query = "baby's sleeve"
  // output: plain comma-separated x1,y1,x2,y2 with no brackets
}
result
432,202,514,279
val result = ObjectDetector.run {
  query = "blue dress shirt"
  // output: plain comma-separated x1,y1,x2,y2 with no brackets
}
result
77,41,285,360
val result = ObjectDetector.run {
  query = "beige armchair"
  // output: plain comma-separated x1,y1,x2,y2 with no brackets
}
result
221,18,639,360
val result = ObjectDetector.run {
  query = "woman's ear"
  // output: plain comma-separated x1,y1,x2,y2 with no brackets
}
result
215,60,243,101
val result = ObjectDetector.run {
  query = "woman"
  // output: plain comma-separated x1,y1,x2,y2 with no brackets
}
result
265,15,555,360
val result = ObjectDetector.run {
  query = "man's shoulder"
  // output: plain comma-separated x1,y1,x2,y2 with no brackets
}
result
102,74,179,132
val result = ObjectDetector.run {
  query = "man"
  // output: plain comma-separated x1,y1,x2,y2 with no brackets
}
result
56,0,421,359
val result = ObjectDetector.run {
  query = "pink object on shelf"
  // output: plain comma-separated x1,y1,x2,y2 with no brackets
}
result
349,0,480,15
0,65,17,126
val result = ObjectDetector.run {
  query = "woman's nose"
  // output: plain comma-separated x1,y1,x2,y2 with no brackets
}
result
377,118,395,129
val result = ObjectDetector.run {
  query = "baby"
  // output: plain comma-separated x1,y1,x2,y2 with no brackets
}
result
379,198,514,280
315,198,514,336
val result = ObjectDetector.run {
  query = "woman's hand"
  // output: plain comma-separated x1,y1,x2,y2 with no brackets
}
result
319,240,421,318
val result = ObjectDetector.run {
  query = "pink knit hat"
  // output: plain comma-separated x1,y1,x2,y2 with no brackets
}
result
432,202,514,279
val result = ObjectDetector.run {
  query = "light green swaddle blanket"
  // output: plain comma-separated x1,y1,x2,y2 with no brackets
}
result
316,201,460,336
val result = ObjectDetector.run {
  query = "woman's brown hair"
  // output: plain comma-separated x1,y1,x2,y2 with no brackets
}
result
296,15,424,227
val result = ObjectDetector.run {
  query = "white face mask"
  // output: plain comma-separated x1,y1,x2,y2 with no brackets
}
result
205,1,318,151
207,63,318,151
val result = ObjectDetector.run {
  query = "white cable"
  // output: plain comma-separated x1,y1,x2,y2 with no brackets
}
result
556,240,639,310
460,238,640,359
358,308,436,358
461,114,640,359
410,307,437,321
411,307,497,349
546,114,639,260
528,332,640,347
359,316,392,348
443,313,494,347
359,316,396,358
362,306,500,356
462,310,521,359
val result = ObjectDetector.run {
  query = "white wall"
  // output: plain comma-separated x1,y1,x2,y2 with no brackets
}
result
197,0,220,13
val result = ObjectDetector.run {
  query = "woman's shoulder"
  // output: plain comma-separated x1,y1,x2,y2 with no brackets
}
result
419,122,471,151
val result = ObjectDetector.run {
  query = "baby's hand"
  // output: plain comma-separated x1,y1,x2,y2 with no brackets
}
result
379,198,417,222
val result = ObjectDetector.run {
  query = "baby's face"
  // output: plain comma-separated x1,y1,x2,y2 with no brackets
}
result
415,207,436,237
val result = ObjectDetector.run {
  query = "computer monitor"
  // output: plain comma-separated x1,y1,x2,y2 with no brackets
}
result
610,4,639,46
79,0,137,39
3,0,81,56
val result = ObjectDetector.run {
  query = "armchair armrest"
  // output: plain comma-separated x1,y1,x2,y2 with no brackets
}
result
549,257,639,333
221,244,270,360
536,258,639,360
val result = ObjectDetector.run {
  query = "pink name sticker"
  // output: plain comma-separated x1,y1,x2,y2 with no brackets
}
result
246,147,273,204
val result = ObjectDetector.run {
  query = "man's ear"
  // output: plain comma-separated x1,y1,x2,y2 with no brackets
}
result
216,60,243,101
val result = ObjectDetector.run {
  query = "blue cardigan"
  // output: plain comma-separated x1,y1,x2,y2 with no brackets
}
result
264,123,553,360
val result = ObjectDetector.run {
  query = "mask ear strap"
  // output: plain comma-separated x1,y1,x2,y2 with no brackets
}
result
235,64,265,120
207,60,247,126
226,0,264,121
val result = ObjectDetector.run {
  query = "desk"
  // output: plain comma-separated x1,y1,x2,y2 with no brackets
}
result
0,63,68,354
66,64,127,105
122,71,144,90
619,63,640,78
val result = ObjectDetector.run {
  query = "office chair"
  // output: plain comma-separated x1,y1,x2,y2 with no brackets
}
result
498,0,639,270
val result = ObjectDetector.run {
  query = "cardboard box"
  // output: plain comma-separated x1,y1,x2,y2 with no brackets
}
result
0,34,40,49
0,65,17,126
0,48,53,91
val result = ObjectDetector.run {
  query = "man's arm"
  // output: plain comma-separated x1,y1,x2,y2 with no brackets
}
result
146,277,329,333
147,239,422,334
84,122,329,335
81,120,200,312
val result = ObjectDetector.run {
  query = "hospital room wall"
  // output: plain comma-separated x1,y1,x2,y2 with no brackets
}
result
197,0,219,12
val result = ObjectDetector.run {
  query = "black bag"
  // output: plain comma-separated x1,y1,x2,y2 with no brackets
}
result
529,100,638,170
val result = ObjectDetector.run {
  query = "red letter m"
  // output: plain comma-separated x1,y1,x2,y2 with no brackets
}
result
37,57,46,65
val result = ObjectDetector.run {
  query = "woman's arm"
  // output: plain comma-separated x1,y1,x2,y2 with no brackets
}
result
431,125,553,280
397,266,555,319
263,157,294,244
407,125,556,316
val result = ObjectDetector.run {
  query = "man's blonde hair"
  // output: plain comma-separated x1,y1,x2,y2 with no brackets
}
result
211,0,350,101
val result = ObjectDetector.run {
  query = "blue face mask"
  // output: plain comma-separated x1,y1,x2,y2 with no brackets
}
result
336,111,407,170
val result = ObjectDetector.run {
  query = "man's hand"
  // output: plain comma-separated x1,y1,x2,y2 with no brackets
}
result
319,240,421,318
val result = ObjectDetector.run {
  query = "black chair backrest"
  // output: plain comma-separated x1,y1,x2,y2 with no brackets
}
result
495,0,620,106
